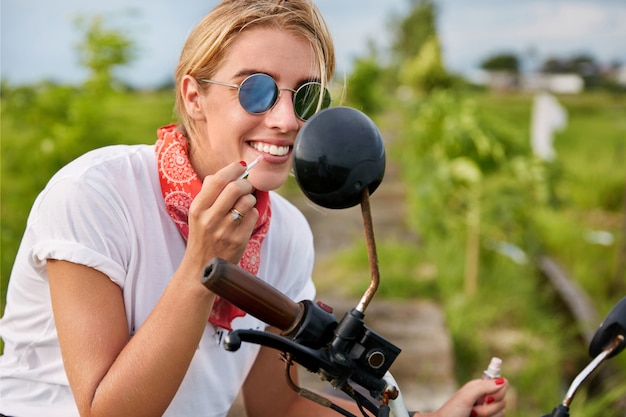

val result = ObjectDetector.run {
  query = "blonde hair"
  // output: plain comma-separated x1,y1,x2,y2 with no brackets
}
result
174,0,335,140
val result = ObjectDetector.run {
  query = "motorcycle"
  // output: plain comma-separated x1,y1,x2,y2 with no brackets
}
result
200,107,626,417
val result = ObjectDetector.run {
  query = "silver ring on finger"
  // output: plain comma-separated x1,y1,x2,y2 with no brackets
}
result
230,208,245,222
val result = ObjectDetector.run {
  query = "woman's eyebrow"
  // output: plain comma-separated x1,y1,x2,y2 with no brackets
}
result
233,69,321,85
233,69,259,79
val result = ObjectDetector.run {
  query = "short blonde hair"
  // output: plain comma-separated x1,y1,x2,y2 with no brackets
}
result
174,0,335,140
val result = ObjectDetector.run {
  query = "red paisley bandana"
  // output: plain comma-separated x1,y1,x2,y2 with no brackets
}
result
155,124,271,330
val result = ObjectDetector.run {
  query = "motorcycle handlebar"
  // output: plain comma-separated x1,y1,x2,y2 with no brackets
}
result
202,258,304,332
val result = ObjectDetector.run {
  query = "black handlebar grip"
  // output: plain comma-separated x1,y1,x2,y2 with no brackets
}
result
202,258,304,331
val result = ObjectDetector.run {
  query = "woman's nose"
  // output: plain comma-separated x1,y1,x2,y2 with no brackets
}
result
265,91,300,132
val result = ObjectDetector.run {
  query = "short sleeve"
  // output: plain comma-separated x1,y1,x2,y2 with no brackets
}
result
28,175,130,288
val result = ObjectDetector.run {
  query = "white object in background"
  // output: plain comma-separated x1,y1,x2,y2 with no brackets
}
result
531,92,567,161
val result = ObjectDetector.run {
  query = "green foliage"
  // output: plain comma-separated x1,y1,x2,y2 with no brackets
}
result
389,0,438,63
344,44,389,115
444,258,569,411
314,81,624,416
314,237,575,415
389,0,451,94
480,53,520,73
74,15,136,91
344,0,451,107
400,36,451,93
314,241,440,300
395,89,548,254
540,54,613,91
473,92,626,292
568,381,626,417
542,54,596,74
390,90,624,416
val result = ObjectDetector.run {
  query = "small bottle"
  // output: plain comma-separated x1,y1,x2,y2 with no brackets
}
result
483,357,502,380
476,357,502,405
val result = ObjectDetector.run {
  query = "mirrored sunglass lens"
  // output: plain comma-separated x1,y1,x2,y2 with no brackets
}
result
239,74,278,114
294,83,331,120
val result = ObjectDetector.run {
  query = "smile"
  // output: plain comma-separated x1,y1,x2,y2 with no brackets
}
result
250,141,290,156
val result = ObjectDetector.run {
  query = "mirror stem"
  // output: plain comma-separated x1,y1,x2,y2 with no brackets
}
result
563,334,625,406
357,188,380,313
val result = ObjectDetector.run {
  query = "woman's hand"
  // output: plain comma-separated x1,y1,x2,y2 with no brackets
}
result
422,377,509,417
185,160,258,268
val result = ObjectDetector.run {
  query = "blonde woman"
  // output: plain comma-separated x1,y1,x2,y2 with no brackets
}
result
0,1,508,416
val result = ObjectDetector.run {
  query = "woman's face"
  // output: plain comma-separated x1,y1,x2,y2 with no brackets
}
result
185,27,319,191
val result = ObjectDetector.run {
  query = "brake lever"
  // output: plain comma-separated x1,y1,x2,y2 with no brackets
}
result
225,328,383,415
224,329,336,375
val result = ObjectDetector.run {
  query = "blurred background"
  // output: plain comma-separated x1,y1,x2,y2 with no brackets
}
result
1,0,625,416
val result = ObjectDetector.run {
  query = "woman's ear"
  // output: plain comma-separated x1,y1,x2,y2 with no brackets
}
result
181,75,205,121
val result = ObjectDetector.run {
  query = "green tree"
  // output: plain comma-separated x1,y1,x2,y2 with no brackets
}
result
345,0,451,110
75,15,136,91
480,53,520,73
541,54,605,89
389,0,438,63
345,42,388,115
391,0,451,94
399,35,451,93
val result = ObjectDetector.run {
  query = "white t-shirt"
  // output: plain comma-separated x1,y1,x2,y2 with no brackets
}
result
0,144,316,417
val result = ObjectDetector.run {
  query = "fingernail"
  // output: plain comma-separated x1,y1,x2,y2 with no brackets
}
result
470,410,478,417
486,396,495,404
239,161,247,167
495,377,505,385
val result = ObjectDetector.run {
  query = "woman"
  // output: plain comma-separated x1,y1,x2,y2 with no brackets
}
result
0,1,508,416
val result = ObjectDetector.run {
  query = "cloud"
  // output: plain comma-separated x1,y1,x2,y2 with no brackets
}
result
439,0,626,71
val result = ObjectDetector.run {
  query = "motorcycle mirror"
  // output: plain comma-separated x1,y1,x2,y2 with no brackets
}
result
293,107,385,209
589,296,626,359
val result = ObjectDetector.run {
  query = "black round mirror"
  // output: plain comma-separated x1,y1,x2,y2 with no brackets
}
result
589,296,626,359
293,107,385,209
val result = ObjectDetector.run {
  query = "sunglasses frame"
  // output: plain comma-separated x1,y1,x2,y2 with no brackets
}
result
199,73,331,121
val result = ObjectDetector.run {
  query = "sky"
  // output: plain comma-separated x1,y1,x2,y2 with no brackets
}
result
1,0,625,89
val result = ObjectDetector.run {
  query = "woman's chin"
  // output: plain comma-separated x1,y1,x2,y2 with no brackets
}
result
249,171,290,192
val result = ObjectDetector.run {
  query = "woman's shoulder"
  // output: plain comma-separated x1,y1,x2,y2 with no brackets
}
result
44,144,156,193
36,144,158,211
55,144,155,178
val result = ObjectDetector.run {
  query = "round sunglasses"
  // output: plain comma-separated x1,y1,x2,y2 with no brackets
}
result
200,73,331,121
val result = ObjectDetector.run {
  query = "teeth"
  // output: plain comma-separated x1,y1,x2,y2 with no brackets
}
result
251,142,290,156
